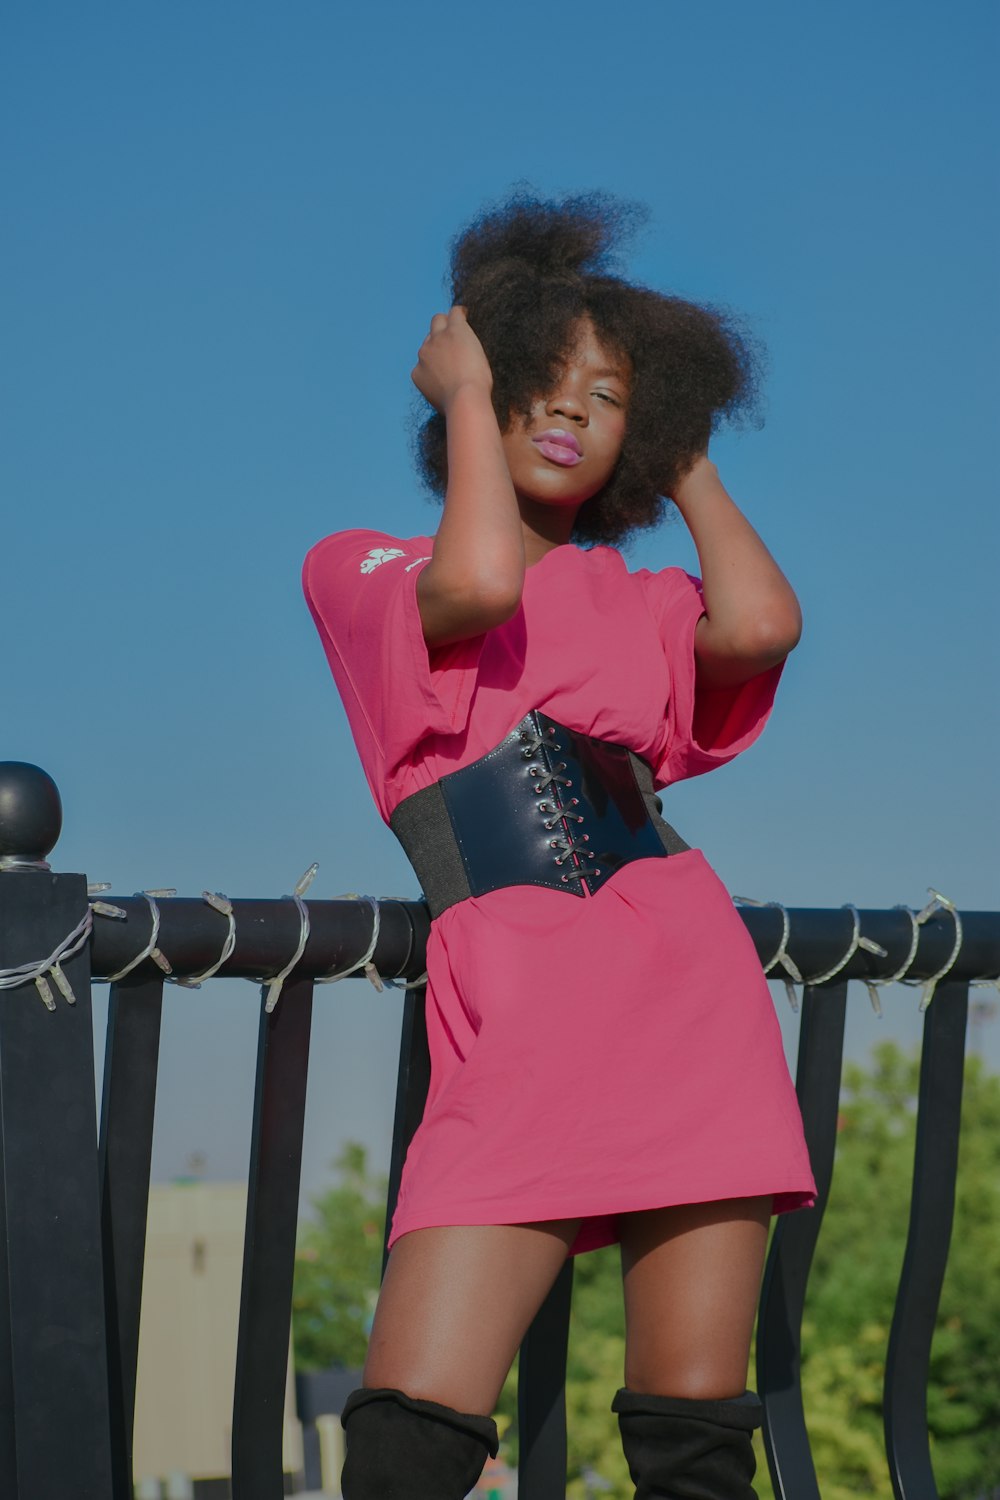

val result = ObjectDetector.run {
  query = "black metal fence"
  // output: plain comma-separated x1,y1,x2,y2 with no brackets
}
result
0,760,996,1500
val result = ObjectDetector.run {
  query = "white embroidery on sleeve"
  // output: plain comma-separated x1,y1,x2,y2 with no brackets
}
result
360,547,406,574
404,556,433,572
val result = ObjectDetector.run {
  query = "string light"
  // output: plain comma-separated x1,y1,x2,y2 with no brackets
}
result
169,892,237,989
256,870,427,1009
315,891,384,990
861,905,921,1017
901,889,963,1012
105,892,174,984
802,904,888,999
0,891,125,1010
257,866,317,1014
732,893,963,1016
315,891,426,992
732,897,803,1011
0,908,93,1010
88,867,428,1009
0,875,980,1017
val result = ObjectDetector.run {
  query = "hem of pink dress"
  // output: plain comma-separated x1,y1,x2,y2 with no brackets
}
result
388,1180,818,1258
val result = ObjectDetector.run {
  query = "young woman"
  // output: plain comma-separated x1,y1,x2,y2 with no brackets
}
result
303,188,817,1499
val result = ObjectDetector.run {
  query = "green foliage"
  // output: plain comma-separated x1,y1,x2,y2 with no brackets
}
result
292,1141,387,1371
291,1043,1000,1496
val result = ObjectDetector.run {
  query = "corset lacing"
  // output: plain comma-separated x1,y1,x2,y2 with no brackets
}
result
519,723,601,884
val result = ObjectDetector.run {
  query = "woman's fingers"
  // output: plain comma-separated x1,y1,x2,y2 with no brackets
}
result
428,306,467,335
413,305,493,411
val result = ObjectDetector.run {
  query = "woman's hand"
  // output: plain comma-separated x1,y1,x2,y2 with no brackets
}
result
672,451,717,505
411,305,494,415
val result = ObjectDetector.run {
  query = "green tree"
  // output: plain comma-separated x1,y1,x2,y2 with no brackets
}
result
292,1141,387,1370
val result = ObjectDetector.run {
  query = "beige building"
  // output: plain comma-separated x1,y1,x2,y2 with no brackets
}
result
132,1181,303,1493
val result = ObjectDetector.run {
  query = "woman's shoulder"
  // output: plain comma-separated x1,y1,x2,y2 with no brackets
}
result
302,529,434,591
304,526,432,560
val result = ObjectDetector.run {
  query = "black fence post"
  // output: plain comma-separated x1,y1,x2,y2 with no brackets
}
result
756,978,849,1500
0,762,114,1499
884,979,970,1500
383,984,431,1276
100,974,166,1500
232,975,315,1499
517,1258,574,1499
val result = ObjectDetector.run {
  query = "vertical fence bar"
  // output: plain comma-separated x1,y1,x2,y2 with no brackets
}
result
756,978,849,1500
0,870,114,1499
0,1079,16,1496
884,980,970,1500
517,1257,575,1499
99,975,165,1500
231,975,314,1500
382,984,431,1276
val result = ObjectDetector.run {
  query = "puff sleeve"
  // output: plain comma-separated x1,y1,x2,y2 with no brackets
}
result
634,564,785,789
302,529,486,808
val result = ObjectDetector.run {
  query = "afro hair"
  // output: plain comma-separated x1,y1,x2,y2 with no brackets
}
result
412,183,767,549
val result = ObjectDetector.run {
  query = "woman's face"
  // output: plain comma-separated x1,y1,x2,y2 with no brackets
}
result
500,317,630,510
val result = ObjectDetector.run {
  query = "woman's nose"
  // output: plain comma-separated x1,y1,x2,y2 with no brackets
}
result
545,386,586,422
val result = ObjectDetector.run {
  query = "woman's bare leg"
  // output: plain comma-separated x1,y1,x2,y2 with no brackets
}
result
363,1218,582,1416
618,1196,772,1398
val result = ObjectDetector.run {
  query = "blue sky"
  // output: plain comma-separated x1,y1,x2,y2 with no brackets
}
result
3,2,997,1202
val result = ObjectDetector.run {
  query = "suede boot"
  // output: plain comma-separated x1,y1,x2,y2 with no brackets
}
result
340,1385,500,1499
612,1387,763,1500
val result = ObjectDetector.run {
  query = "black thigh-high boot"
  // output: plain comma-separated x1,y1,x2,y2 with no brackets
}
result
340,1386,500,1499
612,1387,763,1500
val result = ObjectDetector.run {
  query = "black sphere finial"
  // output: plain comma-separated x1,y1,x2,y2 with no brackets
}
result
0,762,63,870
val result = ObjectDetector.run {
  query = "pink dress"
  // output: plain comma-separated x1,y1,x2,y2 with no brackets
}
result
303,528,817,1257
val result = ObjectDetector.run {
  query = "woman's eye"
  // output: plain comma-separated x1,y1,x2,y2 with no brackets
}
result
594,392,620,405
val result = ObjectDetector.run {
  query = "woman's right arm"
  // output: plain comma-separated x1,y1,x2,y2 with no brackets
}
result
411,307,525,647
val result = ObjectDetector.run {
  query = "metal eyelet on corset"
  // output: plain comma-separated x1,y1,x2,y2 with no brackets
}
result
521,721,593,880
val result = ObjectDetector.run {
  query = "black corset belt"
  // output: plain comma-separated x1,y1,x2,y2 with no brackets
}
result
388,708,691,920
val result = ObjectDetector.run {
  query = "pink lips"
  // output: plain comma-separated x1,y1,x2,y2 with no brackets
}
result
531,429,583,467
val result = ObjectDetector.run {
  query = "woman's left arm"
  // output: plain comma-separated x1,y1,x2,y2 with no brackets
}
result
671,456,802,689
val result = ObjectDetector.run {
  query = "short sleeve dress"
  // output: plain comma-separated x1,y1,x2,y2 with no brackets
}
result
303,528,817,1257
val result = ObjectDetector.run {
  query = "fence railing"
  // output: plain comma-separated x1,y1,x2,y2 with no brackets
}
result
0,759,996,1500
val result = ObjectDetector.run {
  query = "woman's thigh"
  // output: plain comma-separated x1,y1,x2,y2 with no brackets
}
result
618,1195,772,1399
363,1218,581,1416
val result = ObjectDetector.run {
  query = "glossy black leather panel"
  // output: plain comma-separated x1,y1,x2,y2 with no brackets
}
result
389,709,689,919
